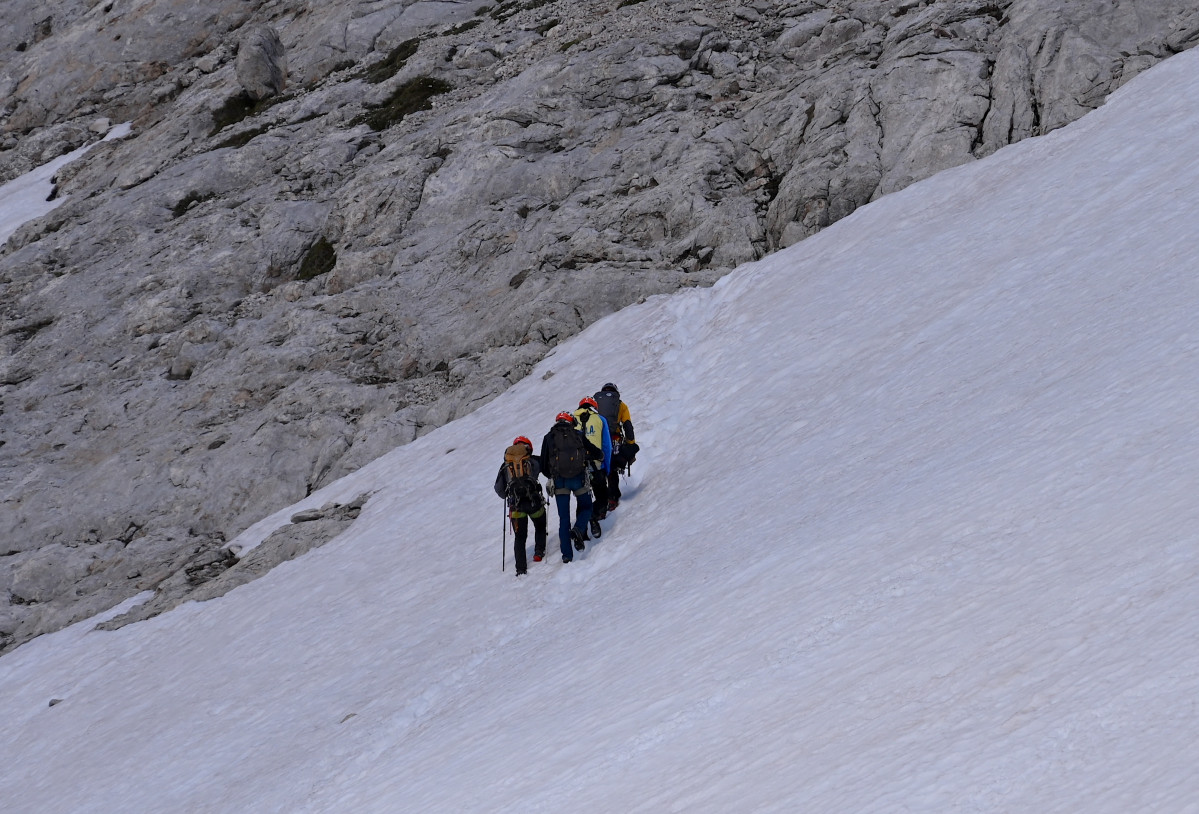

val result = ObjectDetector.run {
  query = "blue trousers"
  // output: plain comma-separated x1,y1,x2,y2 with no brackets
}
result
552,474,592,560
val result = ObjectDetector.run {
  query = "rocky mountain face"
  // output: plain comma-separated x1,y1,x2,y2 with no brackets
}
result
1,0,1196,654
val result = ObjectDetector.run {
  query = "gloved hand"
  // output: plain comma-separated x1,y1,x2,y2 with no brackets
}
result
545,482,554,499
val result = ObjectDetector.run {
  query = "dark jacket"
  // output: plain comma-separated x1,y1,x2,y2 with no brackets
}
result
593,389,635,443
540,422,589,480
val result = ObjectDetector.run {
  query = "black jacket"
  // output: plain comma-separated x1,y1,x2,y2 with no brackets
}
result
539,423,588,480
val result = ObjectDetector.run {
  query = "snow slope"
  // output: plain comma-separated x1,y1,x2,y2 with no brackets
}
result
3,50,1199,813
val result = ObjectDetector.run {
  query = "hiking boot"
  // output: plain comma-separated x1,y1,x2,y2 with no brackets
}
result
533,553,544,563
571,528,587,550
589,519,602,538
562,557,573,564
516,569,527,576
607,498,619,512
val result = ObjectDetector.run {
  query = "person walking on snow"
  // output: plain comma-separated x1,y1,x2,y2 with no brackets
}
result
494,436,547,575
592,383,638,511
574,396,611,539
540,412,595,563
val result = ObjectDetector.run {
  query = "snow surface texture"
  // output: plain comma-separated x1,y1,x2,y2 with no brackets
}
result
3,50,1199,813
0,123,131,246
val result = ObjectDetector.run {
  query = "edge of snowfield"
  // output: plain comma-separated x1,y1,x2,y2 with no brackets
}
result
0,122,132,245
4,50,1199,813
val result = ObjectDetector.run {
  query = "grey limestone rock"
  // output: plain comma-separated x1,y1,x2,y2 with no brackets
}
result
236,25,288,102
1,0,1197,654
96,493,371,631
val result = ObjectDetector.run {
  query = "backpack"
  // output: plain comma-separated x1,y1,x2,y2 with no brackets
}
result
576,409,605,460
593,389,622,441
504,445,542,513
547,422,586,478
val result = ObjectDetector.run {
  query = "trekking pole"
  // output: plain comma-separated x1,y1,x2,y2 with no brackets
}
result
502,504,507,572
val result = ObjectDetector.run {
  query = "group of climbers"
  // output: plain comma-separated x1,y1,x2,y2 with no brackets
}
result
493,383,639,575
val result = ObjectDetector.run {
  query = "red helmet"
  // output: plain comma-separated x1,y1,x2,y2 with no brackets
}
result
578,396,598,410
512,435,533,450
556,411,576,425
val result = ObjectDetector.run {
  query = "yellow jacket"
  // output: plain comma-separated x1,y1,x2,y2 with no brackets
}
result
574,407,612,470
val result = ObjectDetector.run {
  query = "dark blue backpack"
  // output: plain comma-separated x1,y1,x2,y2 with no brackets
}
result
593,389,622,441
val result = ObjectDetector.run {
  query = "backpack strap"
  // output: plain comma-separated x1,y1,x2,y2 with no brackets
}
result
504,461,517,500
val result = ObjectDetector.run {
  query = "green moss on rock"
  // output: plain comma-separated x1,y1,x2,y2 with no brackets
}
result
360,39,421,84
353,77,453,132
298,237,337,280
171,191,217,218
209,91,291,136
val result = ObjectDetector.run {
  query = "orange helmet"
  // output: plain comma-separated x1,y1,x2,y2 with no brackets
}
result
556,411,576,425
512,435,533,450
578,396,598,410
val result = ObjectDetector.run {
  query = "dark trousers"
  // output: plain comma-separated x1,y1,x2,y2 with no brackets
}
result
608,443,638,504
590,465,609,518
552,474,592,560
606,469,621,505
511,509,547,573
